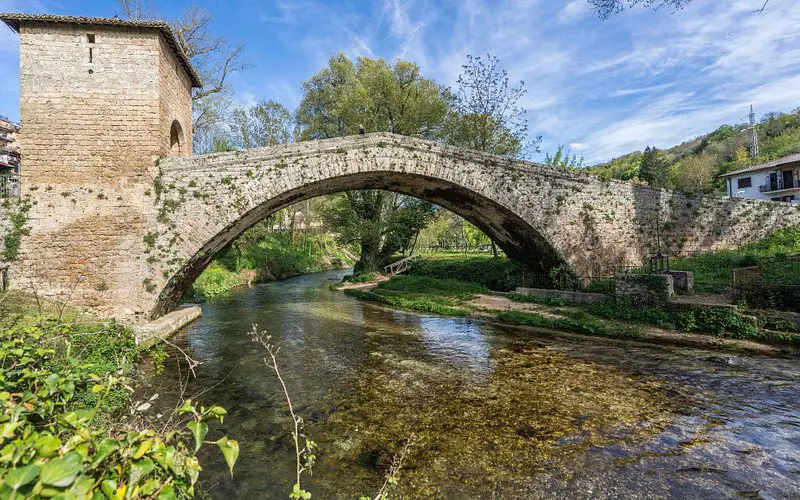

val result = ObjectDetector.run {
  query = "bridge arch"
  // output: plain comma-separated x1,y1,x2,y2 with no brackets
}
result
12,132,798,321
152,169,563,316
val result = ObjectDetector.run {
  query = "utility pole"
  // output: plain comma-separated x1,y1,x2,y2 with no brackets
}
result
748,105,759,158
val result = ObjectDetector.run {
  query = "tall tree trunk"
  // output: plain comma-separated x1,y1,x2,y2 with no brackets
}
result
356,241,381,273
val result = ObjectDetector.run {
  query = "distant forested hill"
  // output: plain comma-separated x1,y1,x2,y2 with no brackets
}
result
586,108,800,193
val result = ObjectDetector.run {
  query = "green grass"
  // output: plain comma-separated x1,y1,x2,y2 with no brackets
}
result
375,275,488,299
342,275,488,317
407,253,528,291
497,311,643,339
672,225,800,293
507,293,573,307
344,288,468,316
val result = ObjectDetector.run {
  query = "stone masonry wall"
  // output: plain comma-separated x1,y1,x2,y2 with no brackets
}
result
158,36,193,157
615,274,675,306
7,22,193,319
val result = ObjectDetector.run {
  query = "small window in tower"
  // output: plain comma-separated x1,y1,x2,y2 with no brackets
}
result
89,47,93,63
87,34,95,43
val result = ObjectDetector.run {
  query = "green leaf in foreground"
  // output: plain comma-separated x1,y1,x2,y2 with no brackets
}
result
39,452,82,488
5,464,40,491
187,421,208,453
215,437,239,477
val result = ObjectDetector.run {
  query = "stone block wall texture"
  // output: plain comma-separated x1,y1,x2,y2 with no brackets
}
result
667,271,693,292
616,274,675,306
6,21,193,318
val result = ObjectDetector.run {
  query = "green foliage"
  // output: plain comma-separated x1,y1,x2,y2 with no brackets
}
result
407,254,529,291
639,146,670,188
506,293,572,307
342,272,379,283
672,225,800,293
344,275,486,316
544,145,585,170
324,191,437,272
191,263,248,300
231,99,295,148
297,54,449,140
498,311,642,339
588,107,800,194
2,197,32,261
344,288,468,317
375,275,488,299
192,231,355,299
0,322,238,498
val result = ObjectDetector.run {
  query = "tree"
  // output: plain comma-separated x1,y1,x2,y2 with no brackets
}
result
445,53,540,257
232,100,296,149
674,154,717,193
297,55,450,272
544,145,585,170
639,146,671,188
445,54,539,159
589,0,769,19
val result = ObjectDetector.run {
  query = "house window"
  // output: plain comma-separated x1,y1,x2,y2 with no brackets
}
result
737,177,752,189
87,34,95,44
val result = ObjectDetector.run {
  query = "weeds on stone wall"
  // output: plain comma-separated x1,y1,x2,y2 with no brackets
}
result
2,196,32,262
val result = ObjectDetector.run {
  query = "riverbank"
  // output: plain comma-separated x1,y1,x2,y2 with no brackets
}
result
341,275,800,355
192,232,355,300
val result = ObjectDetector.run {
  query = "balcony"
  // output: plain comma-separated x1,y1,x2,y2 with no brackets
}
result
759,176,800,193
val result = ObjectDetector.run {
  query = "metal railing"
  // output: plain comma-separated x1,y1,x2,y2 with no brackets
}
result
759,176,799,193
0,174,19,198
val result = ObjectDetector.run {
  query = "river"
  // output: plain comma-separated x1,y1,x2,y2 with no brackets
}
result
141,270,800,499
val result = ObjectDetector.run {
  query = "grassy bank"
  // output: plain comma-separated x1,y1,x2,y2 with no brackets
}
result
344,275,487,317
192,232,355,300
405,253,527,291
0,293,237,497
671,225,800,293
340,270,800,346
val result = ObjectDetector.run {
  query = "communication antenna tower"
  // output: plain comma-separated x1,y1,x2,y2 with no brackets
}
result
748,104,759,158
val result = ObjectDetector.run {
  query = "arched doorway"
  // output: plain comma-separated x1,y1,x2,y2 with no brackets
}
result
169,120,184,156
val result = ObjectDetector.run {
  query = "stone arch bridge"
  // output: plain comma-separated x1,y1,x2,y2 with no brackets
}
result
4,133,800,321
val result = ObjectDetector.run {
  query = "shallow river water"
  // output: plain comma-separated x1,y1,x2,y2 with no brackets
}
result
142,270,800,499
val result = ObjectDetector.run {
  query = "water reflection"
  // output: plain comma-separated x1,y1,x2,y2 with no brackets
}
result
141,270,800,499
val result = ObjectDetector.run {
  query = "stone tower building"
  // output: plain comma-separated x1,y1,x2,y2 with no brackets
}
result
0,14,200,319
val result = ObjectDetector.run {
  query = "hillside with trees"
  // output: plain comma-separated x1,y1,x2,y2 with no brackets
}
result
588,108,800,193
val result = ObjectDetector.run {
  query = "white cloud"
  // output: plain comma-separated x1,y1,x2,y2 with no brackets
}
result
569,143,588,151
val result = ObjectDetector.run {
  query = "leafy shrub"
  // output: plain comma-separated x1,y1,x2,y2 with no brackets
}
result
0,323,238,498
737,284,800,311
191,263,247,300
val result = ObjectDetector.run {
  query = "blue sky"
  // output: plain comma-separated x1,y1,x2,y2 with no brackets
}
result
1,0,799,163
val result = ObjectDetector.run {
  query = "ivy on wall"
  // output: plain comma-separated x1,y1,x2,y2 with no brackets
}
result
2,196,32,261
